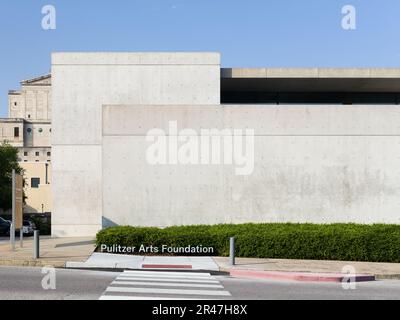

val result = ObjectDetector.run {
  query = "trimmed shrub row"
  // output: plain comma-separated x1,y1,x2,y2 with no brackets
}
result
96,223,400,262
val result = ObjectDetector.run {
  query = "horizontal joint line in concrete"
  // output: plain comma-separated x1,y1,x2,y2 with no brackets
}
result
52,144,102,146
102,134,400,137
52,63,219,66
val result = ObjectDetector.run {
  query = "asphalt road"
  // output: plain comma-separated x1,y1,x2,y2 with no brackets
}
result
0,266,399,300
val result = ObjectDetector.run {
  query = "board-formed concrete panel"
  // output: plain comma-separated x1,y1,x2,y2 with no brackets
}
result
104,105,400,136
51,145,103,236
52,53,400,237
52,52,220,66
101,105,400,228
51,52,221,237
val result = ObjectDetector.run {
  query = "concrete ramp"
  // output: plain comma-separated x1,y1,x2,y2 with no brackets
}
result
66,253,219,271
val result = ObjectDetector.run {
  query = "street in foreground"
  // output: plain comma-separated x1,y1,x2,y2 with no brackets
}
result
0,266,399,300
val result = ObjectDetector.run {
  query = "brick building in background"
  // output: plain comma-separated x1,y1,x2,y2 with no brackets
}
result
0,74,52,215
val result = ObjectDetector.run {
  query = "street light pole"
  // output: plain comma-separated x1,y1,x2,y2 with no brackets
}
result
10,170,15,251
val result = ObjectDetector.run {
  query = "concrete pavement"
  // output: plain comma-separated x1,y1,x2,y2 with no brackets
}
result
0,236,95,267
66,253,219,271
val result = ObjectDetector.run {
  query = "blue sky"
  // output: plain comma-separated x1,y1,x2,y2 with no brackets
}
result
0,0,399,117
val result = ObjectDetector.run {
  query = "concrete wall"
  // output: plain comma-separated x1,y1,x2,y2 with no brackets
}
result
52,52,400,237
51,52,221,236
102,105,400,227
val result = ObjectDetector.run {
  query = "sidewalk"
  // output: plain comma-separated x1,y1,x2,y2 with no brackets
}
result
0,236,96,267
65,253,400,281
214,257,400,281
1,237,399,283
66,253,220,271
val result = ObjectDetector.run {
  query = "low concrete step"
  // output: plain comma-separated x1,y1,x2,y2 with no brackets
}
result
142,264,193,269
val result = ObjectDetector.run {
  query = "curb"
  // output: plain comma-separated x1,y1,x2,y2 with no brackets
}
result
375,274,400,280
0,259,66,268
229,269,376,283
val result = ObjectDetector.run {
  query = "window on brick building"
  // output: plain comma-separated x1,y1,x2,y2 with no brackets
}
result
31,178,40,188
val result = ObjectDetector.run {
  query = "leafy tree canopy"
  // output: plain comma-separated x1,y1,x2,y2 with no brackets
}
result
0,142,23,210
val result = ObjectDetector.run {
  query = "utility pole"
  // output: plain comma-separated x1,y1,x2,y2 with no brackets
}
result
10,170,15,251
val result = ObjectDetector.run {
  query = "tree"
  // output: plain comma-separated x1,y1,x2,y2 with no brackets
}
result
0,142,23,211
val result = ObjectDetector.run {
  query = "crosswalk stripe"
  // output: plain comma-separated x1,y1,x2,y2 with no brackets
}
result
106,286,231,296
118,273,216,280
100,296,207,301
115,276,219,284
112,281,224,289
99,270,231,300
123,271,211,277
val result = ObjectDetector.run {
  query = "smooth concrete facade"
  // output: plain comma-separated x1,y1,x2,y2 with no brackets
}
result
52,52,400,237
51,52,220,236
102,105,400,227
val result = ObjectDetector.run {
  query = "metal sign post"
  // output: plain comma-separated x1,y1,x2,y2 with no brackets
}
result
10,170,15,251
10,169,23,250
20,227,23,248
230,237,236,266
33,230,40,259
10,223,15,251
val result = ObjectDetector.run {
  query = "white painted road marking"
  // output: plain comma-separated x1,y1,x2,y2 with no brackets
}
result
99,296,205,300
112,280,224,288
116,276,219,284
118,273,216,280
99,270,231,300
123,270,211,277
106,286,231,296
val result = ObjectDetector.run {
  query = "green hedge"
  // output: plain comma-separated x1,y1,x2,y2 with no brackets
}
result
96,223,400,262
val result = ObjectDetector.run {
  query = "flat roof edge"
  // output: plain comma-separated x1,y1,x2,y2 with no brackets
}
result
52,52,221,66
222,68,400,79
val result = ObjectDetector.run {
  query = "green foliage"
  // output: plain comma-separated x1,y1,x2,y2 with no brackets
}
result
29,215,51,235
0,143,23,210
96,223,400,262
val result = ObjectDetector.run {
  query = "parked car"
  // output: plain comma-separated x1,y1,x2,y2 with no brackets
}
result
0,217,11,236
22,220,36,236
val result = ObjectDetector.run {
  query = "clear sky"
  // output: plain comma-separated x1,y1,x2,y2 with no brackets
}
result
0,0,399,117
